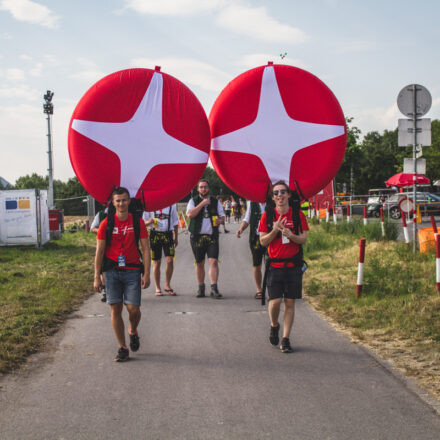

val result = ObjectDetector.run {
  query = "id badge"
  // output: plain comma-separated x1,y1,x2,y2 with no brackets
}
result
118,255,126,267
281,235,289,245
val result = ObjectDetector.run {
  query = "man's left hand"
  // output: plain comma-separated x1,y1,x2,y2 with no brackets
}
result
141,274,150,289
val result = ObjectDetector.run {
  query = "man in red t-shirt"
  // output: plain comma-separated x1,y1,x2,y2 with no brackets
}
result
259,181,308,353
94,187,151,362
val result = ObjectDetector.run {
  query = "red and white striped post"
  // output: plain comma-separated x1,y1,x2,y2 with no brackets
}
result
333,203,337,225
431,216,438,242
380,208,385,239
401,210,410,247
346,205,351,222
357,238,366,299
363,206,367,226
436,235,440,292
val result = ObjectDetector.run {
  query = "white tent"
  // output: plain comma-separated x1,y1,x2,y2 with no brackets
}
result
0,189,49,246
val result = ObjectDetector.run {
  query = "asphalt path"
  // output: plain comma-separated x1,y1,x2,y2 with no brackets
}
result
0,223,439,439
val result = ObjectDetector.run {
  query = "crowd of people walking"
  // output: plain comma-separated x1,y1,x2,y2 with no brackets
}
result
92,180,308,362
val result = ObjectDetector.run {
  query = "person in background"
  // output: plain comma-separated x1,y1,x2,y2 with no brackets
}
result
186,179,226,299
236,201,266,299
143,204,179,296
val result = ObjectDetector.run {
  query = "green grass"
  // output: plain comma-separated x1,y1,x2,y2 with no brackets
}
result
0,231,96,374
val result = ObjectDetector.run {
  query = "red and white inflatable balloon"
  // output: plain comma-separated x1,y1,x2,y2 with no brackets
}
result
68,67,210,210
209,62,347,202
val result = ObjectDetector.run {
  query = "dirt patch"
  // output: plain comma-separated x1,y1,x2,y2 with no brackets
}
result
64,216,87,227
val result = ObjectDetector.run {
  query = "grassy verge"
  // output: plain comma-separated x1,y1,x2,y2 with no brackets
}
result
0,231,96,374
303,221,440,400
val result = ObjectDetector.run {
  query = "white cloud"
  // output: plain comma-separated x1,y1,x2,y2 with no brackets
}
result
0,0,60,28
125,0,307,44
239,53,308,70
0,68,25,81
216,5,307,44
69,70,106,83
20,54,33,61
30,62,43,76
125,0,222,16
0,84,38,100
1,32,12,39
131,57,231,92
69,58,106,83
338,41,377,53
349,103,400,135
0,101,77,183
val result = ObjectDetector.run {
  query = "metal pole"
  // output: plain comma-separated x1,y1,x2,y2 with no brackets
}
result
413,84,417,253
47,113,54,209
87,195,95,225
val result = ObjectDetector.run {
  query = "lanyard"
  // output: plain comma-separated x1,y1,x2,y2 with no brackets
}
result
119,222,128,251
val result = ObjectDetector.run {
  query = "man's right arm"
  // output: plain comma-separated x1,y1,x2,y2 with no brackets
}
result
94,239,106,292
186,198,209,218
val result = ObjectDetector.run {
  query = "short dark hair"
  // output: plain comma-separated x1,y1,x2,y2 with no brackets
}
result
111,186,130,199
198,179,210,188
270,180,291,197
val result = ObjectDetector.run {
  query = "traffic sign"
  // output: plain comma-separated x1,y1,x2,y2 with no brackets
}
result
397,84,432,117
398,118,431,146
399,196,414,214
403,158,426,175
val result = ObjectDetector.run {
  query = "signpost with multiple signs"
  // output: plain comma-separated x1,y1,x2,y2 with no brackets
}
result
397,84,432,252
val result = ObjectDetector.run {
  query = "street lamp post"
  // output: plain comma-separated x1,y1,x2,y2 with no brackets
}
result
43,90,54,209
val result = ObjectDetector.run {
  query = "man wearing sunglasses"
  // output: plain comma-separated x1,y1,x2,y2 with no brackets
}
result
259,181,308,353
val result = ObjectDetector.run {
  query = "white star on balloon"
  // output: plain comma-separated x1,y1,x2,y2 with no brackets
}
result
211,66,345,184
72,72,209,197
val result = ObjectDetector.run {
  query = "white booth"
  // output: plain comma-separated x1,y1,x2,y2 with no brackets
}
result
0,189,50,246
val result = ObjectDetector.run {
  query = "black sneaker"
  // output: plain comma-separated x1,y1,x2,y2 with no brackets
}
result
100,289,106,303
280,337,293,353
269,324,280,346
224,229,230,233
196,285,205,298
129,333,140,352
114,347,129,362
210,287,223,299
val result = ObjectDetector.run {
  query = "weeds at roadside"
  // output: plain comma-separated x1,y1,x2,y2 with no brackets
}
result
303,222,440,400
0,231,96,374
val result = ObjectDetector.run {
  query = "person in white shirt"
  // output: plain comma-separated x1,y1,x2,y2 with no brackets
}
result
236,201,266,299
186,180,226,299
143,204,179,296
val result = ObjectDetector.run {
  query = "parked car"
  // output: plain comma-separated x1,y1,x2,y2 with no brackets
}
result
366,195,385,217
382,192,440,219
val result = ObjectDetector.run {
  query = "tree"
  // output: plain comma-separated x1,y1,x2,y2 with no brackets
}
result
335,118,363,193
421,119,440,184
14,173,48,190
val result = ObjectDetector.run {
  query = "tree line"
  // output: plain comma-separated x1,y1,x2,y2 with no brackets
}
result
3,118,440,213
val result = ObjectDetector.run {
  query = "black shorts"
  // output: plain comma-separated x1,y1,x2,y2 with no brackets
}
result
150,230,175,260
190,234,219,263
267,266,303,300
225,210,231,216
249,236,266,267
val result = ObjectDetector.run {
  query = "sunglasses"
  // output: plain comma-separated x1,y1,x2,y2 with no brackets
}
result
273,189,287,196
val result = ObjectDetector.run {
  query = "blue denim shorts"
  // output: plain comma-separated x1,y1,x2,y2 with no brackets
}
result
104,269,142,306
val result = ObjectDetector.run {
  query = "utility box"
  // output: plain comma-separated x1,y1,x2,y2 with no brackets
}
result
0,189,50,246
49,209,64,239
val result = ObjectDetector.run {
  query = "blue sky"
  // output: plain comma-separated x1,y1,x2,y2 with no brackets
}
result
0,0,439,184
